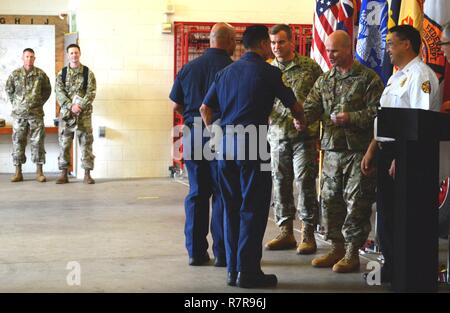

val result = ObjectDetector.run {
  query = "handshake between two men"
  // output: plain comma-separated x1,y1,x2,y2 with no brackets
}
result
291,101,307,132
292,101,350,132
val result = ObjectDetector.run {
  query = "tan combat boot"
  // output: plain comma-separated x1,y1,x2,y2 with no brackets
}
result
332,243,360,273
36,164,46,182
84,169,95,184
11,165,23,182
297,223,317,254
55,169,69,184
311,241,345,268
265,220,297,250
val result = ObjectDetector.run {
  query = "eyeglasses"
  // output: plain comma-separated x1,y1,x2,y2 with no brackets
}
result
437,41,450,46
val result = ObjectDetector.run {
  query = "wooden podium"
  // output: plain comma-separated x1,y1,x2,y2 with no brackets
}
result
377,107,450,292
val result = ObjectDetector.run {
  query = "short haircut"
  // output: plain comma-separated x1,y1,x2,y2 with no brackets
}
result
443,22,450,40
269,24,293,41
66,43,81,52
242,25,269,49
389,24,422,54
23,48,35,54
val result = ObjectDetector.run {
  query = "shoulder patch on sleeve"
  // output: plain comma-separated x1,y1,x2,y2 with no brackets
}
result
400,77,407,87
421,80,431,94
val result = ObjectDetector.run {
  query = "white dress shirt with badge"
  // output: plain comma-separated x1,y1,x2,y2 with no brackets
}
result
375,56,440,141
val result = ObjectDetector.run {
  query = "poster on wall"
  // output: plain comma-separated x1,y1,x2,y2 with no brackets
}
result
0,24,56,127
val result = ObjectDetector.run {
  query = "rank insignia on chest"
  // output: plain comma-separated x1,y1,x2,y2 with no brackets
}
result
421,80,431,94
400,78,407,87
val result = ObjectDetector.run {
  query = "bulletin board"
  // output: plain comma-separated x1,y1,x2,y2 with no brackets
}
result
0,15,69,126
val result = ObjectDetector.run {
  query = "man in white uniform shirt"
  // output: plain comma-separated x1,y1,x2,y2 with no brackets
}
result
361,25,439,284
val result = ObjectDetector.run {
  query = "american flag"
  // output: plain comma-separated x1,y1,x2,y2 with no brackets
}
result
311,0,357,71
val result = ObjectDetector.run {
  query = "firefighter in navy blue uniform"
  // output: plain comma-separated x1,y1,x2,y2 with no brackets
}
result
169,23,236,267
362,25,440,284
200,25,306,288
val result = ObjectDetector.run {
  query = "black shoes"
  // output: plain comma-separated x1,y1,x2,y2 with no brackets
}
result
236,271,278,288
189,252,210,266
227,271,238,286
188,253,227,267
214,257,227,267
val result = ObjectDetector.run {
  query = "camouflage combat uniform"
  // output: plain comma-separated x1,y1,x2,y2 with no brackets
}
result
268,53,322,227
303,61,384,248
55,64,96,170
5,66,51,165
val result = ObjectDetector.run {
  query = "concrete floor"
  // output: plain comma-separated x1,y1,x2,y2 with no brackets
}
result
0,173,448,293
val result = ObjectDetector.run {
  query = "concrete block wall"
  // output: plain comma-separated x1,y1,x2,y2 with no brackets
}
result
1,0,314,178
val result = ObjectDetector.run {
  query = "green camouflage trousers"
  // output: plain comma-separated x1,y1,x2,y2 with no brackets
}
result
12,117,46,165
268,135,319,227
58,114,95,170
321,150,375,247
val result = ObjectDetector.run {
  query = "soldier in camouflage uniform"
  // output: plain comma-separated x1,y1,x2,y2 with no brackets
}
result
264,24,322,254
5,48,51,183
302,31,384,273
55,43,96,184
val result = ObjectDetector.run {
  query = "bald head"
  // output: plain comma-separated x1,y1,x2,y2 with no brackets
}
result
325,30,353,71
327,30,352,49
210,22,236,55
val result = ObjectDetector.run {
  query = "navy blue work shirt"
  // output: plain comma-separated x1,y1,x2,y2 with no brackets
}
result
169,48,233,126
203,52,297,127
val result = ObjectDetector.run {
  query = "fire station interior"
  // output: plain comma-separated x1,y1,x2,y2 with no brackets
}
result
0,0,449,293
